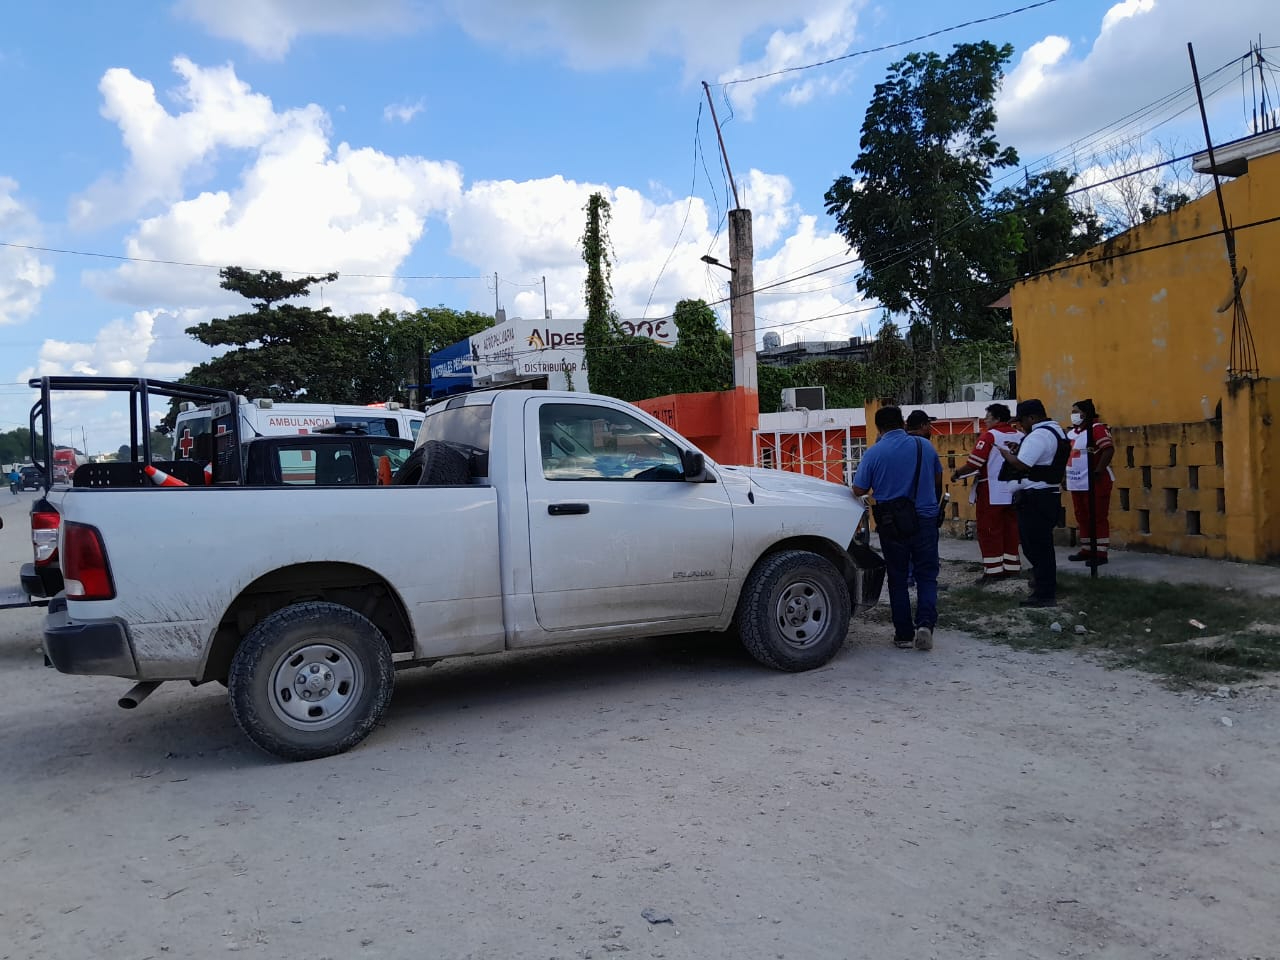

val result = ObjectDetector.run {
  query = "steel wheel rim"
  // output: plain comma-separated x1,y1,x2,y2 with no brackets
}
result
267,639,364,732
774,578,830,649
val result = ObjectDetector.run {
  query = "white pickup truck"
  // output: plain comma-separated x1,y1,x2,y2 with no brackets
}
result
43,389,883,760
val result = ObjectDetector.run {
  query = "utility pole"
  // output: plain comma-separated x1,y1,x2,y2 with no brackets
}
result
703,81,756,392
542,275,550,319
728,209,756,392
493,272,500,319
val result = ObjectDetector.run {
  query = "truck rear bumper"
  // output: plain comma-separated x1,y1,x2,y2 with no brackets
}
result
20,562,58,603
44,605,139,678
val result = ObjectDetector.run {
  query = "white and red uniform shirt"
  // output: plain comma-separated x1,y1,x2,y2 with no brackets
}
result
1066,421,1115,492
965,425,1021,505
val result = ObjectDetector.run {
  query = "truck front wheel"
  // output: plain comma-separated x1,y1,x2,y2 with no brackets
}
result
736,550,851,672
228,601,395,761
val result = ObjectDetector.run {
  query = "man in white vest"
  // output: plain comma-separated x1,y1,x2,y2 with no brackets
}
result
951,403,1021,584
996,399,1069,608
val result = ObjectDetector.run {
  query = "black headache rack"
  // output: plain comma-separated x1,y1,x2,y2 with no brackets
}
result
28,376,244,491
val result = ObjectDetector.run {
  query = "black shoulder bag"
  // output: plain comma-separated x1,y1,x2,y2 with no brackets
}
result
871,440,922,542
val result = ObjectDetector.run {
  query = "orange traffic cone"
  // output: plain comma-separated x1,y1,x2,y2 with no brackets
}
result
144,465,188,487
203,463,213,485
377,455,393,486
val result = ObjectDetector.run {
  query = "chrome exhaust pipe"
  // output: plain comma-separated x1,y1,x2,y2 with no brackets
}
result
118,680,162,709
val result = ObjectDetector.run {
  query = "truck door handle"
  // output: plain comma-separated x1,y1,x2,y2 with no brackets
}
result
548,502,590,516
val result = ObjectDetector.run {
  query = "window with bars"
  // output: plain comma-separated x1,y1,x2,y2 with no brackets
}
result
842,437,866,486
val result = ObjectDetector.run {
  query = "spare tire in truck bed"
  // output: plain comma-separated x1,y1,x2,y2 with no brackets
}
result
392,440,471,486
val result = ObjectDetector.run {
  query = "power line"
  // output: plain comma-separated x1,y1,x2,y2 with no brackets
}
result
0,241,488,280
719,0,1062,88
642,100,705,320
1063,151,1200,197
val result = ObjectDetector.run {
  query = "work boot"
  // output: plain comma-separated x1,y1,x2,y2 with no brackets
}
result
914,626,934,651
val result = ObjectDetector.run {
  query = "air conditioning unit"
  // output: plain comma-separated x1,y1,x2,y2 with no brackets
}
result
780,386,826,411
962,382,995,402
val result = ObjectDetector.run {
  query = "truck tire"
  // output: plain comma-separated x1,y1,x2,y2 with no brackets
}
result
228,601,395,761
735,549,851,672
392,440,470,486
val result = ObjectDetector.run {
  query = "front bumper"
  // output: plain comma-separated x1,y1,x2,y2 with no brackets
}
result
848,540,886,610
44,604,139,678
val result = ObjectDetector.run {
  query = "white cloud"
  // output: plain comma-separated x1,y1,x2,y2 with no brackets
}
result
65,56,866,428
383,99,425,124
446,0,859,80
71,57,278,228
177,0,860,91
750,215,867,345
18,309,211,381
997,0,1280,159
0,178,54,326
83,59,464,317
444,167,861,345
718,0,862,117
174,0,421,59
11,308,228,455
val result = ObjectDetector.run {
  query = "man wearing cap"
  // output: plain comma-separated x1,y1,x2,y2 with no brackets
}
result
905,409,934,438
853,405,943,651
997,399,1069,608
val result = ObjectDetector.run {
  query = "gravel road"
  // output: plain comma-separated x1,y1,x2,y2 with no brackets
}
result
1,490,1276,959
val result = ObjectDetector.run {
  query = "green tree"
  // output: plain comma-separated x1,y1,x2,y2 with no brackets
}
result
991,169,1105,277
824,41,1020,344
183,267,351,402
181,268,492,406
0,427,32,465
666,299,732,395
1138,183,1193,224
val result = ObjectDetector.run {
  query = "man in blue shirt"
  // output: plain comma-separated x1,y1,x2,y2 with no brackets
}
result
853,406,943,650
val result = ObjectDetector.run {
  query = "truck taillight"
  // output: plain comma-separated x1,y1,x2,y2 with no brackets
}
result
31,509,61,566
62,522,116,601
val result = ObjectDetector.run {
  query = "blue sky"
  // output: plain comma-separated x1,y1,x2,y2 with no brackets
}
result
1,0,1276,449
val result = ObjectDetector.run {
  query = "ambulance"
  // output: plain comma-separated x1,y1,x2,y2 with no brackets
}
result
171,398,424,464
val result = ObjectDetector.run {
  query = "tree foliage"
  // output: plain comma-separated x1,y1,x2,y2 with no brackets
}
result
825,42,1021,344
0,427,32,466
991,169,1105,278
181,267,491,405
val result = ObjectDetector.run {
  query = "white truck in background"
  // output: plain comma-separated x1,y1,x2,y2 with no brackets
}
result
41,387,884,761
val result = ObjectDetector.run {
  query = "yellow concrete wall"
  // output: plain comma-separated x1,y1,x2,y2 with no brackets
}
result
932,421,1232,558
1010,150,1280,426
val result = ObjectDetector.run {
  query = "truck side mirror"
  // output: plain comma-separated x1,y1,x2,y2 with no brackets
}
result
681,449,707,482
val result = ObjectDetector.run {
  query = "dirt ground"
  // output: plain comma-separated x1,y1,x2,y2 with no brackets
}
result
1,493,1277,959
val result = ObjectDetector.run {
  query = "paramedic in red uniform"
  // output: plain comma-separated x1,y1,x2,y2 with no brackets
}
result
951,403,1021,583
1066,398,1115,567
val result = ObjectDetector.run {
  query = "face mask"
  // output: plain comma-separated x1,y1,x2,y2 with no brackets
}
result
1070,413,1083,426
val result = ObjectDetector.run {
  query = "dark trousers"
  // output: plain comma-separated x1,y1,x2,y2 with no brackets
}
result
880,518,940,638
1016,490,1061,600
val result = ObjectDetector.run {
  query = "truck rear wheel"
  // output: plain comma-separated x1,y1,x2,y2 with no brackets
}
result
228,601,395,761
736,549,851,672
